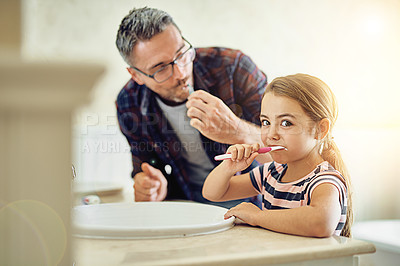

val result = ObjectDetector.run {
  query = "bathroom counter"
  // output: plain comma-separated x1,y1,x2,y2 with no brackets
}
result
73,223,375,265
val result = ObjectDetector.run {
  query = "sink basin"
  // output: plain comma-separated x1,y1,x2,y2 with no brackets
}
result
72,201,235,239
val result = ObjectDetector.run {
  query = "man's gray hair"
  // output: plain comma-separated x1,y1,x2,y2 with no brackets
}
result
116,7,181,66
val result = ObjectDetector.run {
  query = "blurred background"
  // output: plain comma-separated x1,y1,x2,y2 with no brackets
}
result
21,0,400,222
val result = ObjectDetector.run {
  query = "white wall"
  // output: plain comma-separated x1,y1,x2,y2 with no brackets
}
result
21,0,400,221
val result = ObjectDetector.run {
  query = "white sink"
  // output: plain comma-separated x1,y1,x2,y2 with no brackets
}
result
72,201,234,239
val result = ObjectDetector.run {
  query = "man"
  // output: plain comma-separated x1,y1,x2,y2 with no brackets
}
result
115,7,268,208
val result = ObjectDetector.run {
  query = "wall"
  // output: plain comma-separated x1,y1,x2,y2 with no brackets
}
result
21,0,400,221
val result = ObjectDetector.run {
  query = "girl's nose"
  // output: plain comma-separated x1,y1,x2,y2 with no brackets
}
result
264,124,280,142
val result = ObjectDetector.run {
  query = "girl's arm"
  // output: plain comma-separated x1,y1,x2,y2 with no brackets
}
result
225,183,342,237
202,144,260,202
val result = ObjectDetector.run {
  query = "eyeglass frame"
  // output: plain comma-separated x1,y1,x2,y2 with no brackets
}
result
129,37,195,83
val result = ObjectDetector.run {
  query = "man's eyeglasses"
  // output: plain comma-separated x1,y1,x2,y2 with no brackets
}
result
130,37,195,83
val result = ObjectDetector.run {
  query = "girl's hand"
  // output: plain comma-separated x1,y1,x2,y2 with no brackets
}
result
224,202,262,226
222,143,260,173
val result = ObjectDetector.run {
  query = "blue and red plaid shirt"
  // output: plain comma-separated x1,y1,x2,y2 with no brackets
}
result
116,47,267,200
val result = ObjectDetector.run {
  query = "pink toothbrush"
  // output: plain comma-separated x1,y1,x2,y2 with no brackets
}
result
214,146,286,161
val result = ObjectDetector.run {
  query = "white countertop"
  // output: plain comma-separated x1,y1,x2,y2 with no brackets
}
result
73,222,375,265
72,187,375,265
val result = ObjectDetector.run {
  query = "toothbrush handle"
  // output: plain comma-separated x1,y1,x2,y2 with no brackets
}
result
214,147,272,161
214,154,233,160
257,147,272,153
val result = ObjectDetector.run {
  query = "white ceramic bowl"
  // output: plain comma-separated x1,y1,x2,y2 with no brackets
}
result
73,201,234,239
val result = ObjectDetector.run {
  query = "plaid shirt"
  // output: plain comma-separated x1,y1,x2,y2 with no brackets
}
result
116,47,267,200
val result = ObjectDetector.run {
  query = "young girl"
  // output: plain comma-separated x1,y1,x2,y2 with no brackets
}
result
202,73,352,238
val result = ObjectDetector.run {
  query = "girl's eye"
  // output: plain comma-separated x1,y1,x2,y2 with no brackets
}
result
261,120,270,126
281,120,293,127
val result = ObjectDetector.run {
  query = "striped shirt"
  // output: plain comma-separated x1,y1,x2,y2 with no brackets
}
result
116,47,267,200
250,161,347,236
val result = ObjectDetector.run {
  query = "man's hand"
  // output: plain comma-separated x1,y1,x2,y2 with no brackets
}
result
186,90,240,143
133,162,168,201
186,90,260,144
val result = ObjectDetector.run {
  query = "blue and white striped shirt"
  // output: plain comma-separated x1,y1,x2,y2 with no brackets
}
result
250,161,347,236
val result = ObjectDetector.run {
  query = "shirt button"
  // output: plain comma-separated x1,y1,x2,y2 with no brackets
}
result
164,165,172,175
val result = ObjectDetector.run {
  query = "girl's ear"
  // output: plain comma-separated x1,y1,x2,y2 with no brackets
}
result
127,67,145,85
316,118,331,140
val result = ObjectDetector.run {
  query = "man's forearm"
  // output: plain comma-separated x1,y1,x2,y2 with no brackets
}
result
233,119,262,145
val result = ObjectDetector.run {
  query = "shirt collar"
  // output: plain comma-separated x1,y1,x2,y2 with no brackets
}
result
140,85,152,116
192,51,217,91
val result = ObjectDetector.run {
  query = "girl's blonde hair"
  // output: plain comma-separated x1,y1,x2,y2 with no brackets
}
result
263,73,353,237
